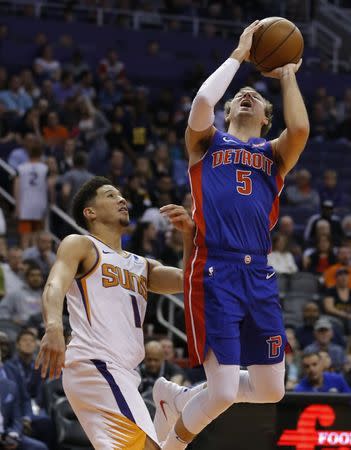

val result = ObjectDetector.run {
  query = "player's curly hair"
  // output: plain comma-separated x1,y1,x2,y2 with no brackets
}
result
72,176,112,229
224,87,273,137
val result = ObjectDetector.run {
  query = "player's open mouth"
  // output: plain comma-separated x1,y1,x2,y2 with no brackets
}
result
118,207,128,213
240,99,252,108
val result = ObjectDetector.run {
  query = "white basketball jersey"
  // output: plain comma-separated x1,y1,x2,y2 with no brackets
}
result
17,161,48,220
65,236,148,370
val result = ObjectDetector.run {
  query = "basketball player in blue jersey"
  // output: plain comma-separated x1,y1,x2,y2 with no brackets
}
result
34,176,195,450
154,20,309,449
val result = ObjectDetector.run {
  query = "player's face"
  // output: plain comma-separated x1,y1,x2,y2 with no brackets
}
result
230,89,267,125
94,185,130,228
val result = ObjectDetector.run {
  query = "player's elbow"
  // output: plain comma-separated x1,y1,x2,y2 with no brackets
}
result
193,92,212,109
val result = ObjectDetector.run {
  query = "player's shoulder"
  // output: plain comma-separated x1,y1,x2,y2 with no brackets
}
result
58,234,93,254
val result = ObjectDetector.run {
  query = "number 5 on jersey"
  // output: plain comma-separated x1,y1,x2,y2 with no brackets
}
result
236,170,252,195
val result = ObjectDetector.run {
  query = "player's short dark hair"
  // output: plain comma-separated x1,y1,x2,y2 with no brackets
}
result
224,87,273,137
72,176,112,229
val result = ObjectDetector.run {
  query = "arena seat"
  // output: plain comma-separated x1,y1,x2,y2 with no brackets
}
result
53,397,93,450
288,272,319,298
42,377,66,416
283,294,313,328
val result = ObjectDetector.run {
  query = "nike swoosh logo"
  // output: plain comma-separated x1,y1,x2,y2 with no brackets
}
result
102,250,114,254
266,272,276,280
223,136,239,144
160,400,168,420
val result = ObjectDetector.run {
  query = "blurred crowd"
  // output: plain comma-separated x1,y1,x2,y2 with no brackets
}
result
0,3,350,448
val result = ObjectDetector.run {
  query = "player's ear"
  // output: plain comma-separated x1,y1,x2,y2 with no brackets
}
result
83,207,96,223
262,116,269,126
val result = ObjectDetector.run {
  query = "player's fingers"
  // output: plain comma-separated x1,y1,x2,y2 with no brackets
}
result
295,59,302,70
34,349,43,370
161,209,186,218
55,353,65,379
48,352,58,380
40,350,51,378
159,204,181,212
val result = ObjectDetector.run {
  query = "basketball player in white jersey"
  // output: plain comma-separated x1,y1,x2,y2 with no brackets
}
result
35,176,195,450
14,138,49,248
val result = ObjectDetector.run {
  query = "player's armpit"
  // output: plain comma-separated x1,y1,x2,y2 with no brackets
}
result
146,259,183,294
270,126,308,178
185,125,216,166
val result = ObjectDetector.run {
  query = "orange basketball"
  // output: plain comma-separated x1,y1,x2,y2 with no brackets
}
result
251,17,304,72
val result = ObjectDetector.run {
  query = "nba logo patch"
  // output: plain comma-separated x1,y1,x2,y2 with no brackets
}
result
244,255,251,264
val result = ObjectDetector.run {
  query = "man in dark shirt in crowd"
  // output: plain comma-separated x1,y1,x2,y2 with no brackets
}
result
139,340,187,394
295,302,345,349
295,351,350,393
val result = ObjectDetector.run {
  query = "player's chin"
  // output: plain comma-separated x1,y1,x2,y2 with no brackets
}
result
119,217,130,227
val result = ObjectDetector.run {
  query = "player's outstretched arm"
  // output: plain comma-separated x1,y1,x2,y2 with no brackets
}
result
147,205,194,294
186,20,262,164
35,235,91,379
264,60,310,178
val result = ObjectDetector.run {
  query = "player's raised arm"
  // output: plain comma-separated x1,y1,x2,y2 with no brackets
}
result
186,20,262,164
265,60,310,178
147,205,195,294
35,235,91,379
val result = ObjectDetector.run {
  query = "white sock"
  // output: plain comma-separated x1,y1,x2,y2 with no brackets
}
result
174,382,206,412
161,427,188,450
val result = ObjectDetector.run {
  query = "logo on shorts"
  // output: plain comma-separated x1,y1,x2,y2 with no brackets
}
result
266,271,276,280
208,266,214,277
244,255,251,264
266,335,283,358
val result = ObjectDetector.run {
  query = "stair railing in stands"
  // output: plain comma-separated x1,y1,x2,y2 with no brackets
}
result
157,294,187,343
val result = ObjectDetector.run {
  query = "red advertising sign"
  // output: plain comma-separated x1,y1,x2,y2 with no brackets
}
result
278,404,351,449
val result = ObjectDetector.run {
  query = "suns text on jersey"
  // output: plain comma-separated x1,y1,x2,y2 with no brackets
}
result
212,148,273,175
101,263,147,300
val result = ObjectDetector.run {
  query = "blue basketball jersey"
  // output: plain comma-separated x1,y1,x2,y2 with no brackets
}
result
189,130,283,255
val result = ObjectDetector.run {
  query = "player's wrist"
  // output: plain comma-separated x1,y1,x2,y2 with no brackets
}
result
231,48,246,64
46,321,64,332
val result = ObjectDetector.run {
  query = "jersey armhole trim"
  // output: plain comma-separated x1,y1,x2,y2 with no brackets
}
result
76,240,101,281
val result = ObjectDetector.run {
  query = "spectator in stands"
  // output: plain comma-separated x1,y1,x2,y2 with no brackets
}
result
22,232,55,279
1,247,25,296
16,108,43,142
14,140,49,248
141,191,173,233
106,105,135,161
324,246,351,288
324,268,351,335
310,101,334,140
304,318,345,372
78,70,96,100
128,221,161,260
268,233,298,274
294,351,350,393
20,69,40,101
285,328,301,391
61,151,94,213
319,350,333,372
39,80,57,110
46,156,59,204
7,132,39,170
98,78,122,113
302,235,336,275
0,331,12,362
344,353,351,387
138,340,187,394
304,200,343,246
52,71,78,105
151,144,172,178
64,49,90,80
134,156,153,190
278,216,302,260
0,74,33,117
33,44,61,80
160,337,177,363
318,170,344,209
98,49,125,81
4,330,54,449
57,137,75,174
77,97,110,172
285,169,320,210
295,302,345,350
342,214,351,240
0,265,43,326
336,87,351,123
42,111,69,150
107,149,130,187
161,228,184,268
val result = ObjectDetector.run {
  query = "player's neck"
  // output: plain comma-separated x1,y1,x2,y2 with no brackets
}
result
228,121,261,142
90,223,123,253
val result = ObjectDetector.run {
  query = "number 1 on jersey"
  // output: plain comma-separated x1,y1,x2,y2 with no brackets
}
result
236,170,252,195
130,294,141,328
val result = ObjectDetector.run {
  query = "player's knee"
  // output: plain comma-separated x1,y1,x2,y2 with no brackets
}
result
212,387,237,411
258,382,285,403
